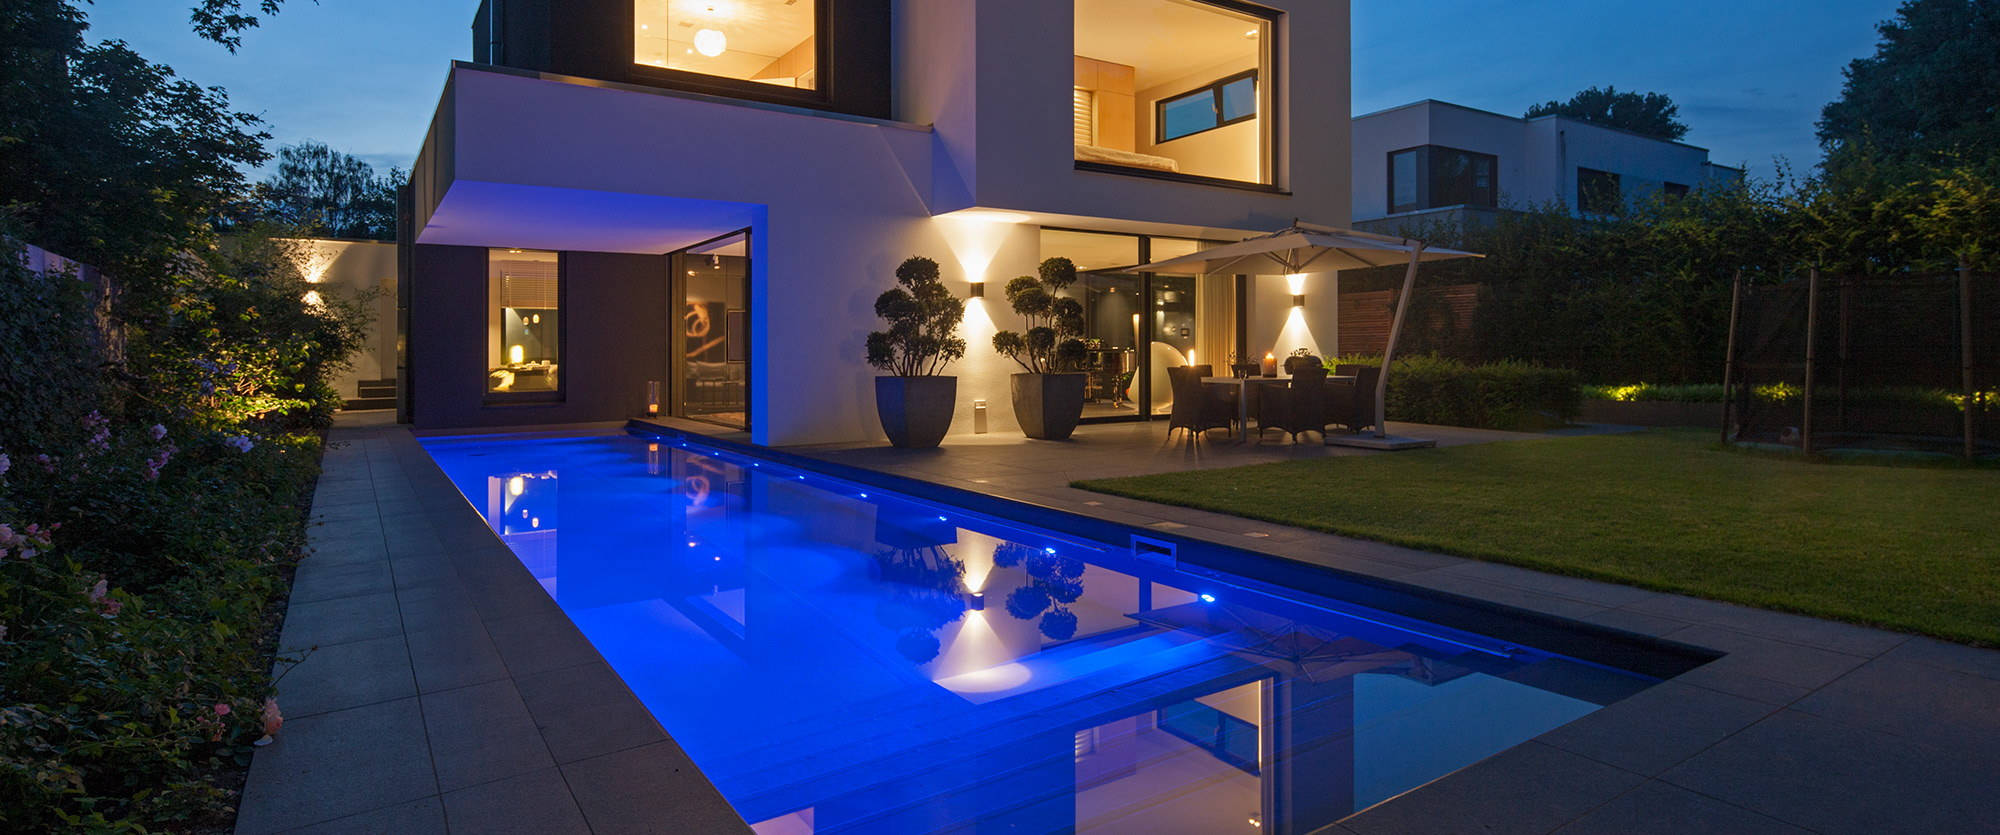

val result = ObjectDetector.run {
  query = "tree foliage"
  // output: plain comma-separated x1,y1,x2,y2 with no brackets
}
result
865,256,967,376
1817,0,2000,172
1525,86,1690,141
189,0,292,52
992,258,1089,374
0,0,269,278
253,141,403,241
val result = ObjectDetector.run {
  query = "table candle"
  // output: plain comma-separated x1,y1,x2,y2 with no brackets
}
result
1260,352,1277,377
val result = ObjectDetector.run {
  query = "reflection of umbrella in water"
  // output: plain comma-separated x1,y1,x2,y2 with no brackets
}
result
1130,602,1414,684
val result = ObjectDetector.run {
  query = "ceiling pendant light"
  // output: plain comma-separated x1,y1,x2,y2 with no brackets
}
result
694,28,727,57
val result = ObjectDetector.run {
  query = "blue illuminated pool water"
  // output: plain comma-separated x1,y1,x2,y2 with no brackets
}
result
423,430,1659,834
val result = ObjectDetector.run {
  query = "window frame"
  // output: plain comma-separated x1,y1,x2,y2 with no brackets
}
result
483,248,566,406
1387,145,1499,214
1154,69,1260,145
1577,167,1623,215
628,0,834,111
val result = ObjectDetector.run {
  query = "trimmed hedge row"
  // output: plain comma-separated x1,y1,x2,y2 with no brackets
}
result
1332,354,1581,431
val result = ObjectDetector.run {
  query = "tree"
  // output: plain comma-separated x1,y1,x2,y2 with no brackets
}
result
1817,0,2000,171
1526,86,1690,141
0,0,270,275
254,141,403,240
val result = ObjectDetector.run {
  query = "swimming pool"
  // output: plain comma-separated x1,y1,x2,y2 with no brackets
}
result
423,429,1674,834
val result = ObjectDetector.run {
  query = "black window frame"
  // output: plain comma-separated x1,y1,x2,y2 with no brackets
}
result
482,248,567,406
1578,167,1623,215
1662,182,1691,199
1154,68,1259,144
1387,145,1499,214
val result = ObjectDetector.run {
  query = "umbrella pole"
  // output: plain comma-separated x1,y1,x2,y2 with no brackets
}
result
1374,244,1427,437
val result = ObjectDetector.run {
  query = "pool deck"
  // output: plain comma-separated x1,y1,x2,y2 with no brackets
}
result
238,413,2000,834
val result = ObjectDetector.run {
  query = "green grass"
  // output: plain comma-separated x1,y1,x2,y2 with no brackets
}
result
1074,429,2000,646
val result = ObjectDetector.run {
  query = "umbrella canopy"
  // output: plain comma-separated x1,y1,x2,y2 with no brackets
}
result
1129,221,1481,276
1122,221,1483,445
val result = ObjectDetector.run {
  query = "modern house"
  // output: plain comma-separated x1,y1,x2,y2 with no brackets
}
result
1349,99,1745,234
399,0,1352,446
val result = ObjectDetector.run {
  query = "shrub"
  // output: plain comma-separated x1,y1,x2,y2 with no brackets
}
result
0,228,363,831
1333,354,1582,430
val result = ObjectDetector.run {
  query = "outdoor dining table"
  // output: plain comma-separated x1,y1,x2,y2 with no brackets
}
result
1200,374,1357,440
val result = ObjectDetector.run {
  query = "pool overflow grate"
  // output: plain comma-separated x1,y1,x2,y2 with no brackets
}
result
1130,535,1178,568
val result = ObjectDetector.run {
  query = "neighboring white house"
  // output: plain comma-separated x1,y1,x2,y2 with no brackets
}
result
1350,99,1744,234
402,0,1353,446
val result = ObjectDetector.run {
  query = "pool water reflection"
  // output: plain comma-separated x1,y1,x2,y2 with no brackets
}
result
423,432,1655,835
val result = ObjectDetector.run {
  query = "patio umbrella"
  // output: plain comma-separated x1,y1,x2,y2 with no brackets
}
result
1130,602,1416,684
1129,221,1483,449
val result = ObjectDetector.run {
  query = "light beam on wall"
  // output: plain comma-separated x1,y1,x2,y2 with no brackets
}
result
934,209,1027,301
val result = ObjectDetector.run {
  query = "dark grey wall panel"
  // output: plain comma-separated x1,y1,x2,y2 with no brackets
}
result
410,243,669,429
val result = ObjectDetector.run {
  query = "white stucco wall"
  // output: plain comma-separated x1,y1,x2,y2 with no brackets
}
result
286,238,398,399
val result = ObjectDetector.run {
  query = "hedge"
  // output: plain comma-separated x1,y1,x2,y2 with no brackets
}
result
1331,354,1581,431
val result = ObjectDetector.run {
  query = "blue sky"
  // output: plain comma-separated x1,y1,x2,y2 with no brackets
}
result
87,0,1900,181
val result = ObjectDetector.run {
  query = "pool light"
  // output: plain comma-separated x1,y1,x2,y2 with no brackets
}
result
1200,593,1217,603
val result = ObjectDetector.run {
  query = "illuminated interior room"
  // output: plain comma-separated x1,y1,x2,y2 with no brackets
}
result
1073,0,1272,184
486,248,562,395
633,0,819,89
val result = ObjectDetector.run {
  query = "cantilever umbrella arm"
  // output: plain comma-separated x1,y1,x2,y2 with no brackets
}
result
1374,242,1427,438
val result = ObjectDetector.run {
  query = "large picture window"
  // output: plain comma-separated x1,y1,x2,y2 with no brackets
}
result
1387,146,1498,214
633,0,819,90
1074,0,1275,185
487,249,561,398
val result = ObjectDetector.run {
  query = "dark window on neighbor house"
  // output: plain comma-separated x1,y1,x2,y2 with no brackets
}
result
1156,70,1258,143
1578,168,1622,214
1663,182,1690,199
1387,146,1498,214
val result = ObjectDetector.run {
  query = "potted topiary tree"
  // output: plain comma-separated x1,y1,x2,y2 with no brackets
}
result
992,257,1089,440
867,256,966,448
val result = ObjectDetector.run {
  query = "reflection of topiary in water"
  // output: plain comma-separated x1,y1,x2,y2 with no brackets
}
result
993,542,1037,569
896,630,943,664
1045,577,1083,605
1006,585,1052,619
1039,609,1079,640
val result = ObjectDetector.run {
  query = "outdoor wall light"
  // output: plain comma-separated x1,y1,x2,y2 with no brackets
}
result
1291,293,1306,308
969,280,984,299
970,592,985,611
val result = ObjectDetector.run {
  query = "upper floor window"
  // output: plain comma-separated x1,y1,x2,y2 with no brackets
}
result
1074,0,1276,186
634,0,819,90
1157,71,1257,142
1578,168,1622,215
1387,146,1497,214
1662,182,1690,199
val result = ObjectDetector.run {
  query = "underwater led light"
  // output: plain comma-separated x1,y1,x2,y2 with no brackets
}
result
1200,594,1217,603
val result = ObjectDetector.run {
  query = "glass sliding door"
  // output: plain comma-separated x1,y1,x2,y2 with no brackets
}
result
672,231,751,430
1040,229,1142,420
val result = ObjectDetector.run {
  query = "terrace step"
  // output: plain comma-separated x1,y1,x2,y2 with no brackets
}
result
341,397,395,411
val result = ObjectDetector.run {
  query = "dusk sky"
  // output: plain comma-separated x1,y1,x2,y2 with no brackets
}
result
88,0,1901,182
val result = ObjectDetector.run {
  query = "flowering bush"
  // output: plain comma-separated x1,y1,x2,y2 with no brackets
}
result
0,227,365,830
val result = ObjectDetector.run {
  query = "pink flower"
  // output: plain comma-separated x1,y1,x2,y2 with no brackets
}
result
213,703,231,716
223,436,254,453
87,579,121,617
149,424,168,441
261,697,283,737
0,452,10,477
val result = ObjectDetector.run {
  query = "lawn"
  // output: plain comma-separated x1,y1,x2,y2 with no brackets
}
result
1073,430,2000,646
